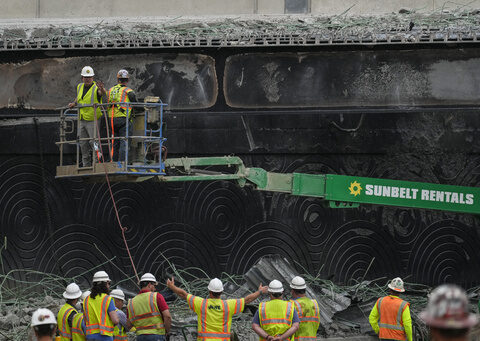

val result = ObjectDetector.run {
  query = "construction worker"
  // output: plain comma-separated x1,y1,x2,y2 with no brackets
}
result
32,308,57,341
127,273,172,340
83,271,119,340
106,69,138,162
420,284,478,341
167,276,268,340
252,280,300,341
57,282,82,340
72,290,91,341
369,277,412,341
110,289,130,341
68,66,106,167
289,276,320,340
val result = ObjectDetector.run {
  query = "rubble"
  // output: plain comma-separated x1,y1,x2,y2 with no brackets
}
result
1,9,480,50
1,255,479,340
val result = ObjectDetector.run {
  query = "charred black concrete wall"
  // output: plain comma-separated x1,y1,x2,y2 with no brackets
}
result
1,45,480,289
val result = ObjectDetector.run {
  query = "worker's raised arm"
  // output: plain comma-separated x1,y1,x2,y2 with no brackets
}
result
166,277,188,299
244,283,268,304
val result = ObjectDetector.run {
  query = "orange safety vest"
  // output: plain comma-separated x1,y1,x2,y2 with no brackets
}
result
83,293,115,337
377,296,409,340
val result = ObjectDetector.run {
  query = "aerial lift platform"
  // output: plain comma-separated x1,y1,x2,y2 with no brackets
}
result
56,101,480,215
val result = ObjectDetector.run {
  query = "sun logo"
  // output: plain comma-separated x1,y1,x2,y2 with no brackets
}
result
348,181,362,196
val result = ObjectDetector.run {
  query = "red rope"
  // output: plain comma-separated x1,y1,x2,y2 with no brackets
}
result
94,108,140,284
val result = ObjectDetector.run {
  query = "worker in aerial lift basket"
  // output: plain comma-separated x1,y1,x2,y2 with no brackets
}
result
127,273,172,340
57,282,82,340
369,277,412,341
31,308,58,341
68,66,106,167
420,284,478,341
252,279,300,341
289,276,320,340
106,69,138,163
167,276,268,340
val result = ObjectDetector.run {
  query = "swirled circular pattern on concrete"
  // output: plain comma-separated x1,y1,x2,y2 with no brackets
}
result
33,224,122,288
271,195,340,263
226,221,311,275
133,223,220,279
177,181,264,266
407,219,480,287
320,220,402,285
0,157,71,267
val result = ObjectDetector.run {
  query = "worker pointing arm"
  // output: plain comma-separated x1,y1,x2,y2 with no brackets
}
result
167,276,268,341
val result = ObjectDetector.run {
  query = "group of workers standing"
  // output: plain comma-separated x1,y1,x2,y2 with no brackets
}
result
30,271,320,341
29,272,478,341
68,66,137,167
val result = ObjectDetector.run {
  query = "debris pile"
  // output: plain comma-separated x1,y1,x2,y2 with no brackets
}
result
2,8,480,50
2,254,480,340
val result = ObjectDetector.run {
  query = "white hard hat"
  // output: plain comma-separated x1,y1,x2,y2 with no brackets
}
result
140,273,157,285
388,277,405,293
81,290,91,301
92,271,111,283
81,66,94,77
110,289,125,301
420,284,478,329
290,276,306,290
207,278,224,293
268,280,284,293
63,283,82,300
117,69,129,79
31,308,57,327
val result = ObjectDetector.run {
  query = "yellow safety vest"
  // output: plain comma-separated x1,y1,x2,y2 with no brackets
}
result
187,294,245,341
113,309,128,341
57,303,78,340
83,293,115,337
107,84,133,118
258,299,295,341
291,297,320,340
72,312,86,341
76,82,102,121
127,292,165,335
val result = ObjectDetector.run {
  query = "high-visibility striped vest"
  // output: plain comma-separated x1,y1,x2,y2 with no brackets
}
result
57,303,78,340
83,293,115,337
127,292,165,335
113,309,128,341
71,312,86,341
107,84,133,118
187,295,244,341
76,82,102,121
258,299,295,341
376,296,409,340
291,297,320,340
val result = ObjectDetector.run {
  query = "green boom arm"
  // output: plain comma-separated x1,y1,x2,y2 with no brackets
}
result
161,157,480,214
245,168,480,214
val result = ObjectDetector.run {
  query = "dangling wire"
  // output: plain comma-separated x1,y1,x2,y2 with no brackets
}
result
94,104,140,284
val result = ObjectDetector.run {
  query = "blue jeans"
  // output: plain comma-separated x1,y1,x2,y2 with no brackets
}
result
137,335,166,341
